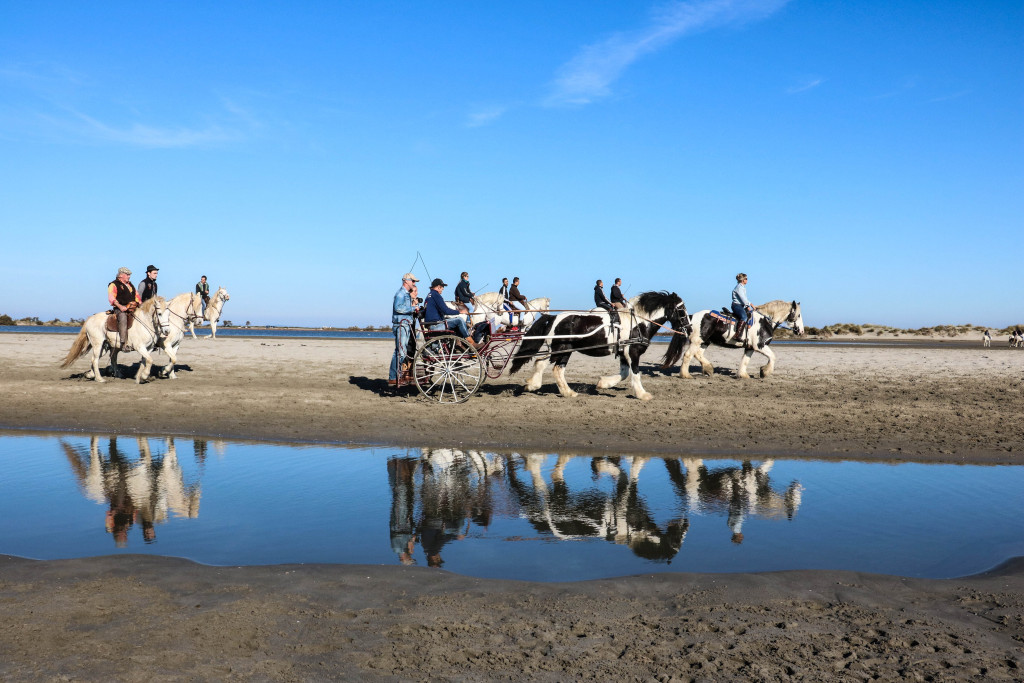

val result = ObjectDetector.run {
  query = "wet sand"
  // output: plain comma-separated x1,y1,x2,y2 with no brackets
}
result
1,333,1022,680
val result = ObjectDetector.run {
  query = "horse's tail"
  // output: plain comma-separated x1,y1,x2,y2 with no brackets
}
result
60,325,91,368
662,312,702,368
660,327,687,369
510,314,556,375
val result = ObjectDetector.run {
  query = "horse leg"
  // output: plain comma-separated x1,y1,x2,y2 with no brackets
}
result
596,356,629,390
758,344,777,378
161,342,179,379
209,320,217,339
551,359,577,398
679,341,696,379
88,339,104,382
108,344,124,379
135,347,154,383
694,344,714,376
737,348,755,379
626,346,653,401
525,358,548,392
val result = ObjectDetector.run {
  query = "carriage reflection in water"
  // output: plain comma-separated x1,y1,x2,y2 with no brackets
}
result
392,291,690,403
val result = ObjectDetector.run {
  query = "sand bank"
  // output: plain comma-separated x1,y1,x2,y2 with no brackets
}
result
1,333,1022,680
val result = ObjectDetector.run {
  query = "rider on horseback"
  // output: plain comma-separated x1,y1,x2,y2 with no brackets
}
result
730,272,752,344
108,267,141,352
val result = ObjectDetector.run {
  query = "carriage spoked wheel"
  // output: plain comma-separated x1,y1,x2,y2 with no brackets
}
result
413,334,485,403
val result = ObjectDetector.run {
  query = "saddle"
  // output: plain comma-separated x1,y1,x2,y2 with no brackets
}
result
715,308,752,327
105,306,137,332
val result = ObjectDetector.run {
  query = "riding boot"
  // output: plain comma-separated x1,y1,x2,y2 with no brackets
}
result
464,336,479,351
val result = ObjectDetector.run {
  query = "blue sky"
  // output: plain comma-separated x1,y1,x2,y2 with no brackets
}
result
1,1,1021,327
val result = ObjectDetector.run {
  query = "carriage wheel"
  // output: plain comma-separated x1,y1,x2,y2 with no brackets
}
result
413,335,485,403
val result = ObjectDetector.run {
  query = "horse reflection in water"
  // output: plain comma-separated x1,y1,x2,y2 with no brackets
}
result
508,455,801,556
61,436,203,547
507,455,689,560
666,458,803,544
387,450,803,566
388,449,503,567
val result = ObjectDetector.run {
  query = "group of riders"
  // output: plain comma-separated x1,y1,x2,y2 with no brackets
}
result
106,266,212,352
389,269,758,385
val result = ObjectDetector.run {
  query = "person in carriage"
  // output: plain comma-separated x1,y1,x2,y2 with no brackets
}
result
507,276,528,328
424,278,477,349
454,271,476,313
594,279,620,327
731,272,752,343
389,272,420,385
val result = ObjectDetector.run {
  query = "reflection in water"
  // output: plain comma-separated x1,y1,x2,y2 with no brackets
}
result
5,434,1019,579
61,436,202,547
387,451,803,567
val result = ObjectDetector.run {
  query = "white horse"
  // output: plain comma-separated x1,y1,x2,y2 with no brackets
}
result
670,300,804,379
1010,331,1023,348
188,286,230,340
60,297,171,383
157,292,204,378
455,292,549,328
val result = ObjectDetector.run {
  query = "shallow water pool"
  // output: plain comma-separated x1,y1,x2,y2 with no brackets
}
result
1,432,1020,582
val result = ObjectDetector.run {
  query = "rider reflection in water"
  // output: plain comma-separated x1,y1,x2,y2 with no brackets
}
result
62,436,202,548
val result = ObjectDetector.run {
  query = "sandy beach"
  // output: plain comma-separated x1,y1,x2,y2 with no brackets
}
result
1,332,1022,680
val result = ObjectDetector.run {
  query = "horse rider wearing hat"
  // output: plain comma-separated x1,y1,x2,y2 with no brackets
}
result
138,265,159,303
390,272,420,385
108,266,141,352
423,278,475,348
196,275,210,315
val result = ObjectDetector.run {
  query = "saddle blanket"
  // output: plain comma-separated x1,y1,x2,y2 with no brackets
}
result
105,311,136,332
710,309,751,327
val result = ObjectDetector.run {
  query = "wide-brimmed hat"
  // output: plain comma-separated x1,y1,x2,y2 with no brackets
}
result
117,267,132,276
430,278,447,288
403,272,419,282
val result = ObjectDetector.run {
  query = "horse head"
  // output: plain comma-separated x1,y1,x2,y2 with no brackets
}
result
787,301,804,335
147,298,172,339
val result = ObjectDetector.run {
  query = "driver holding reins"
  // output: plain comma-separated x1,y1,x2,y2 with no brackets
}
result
108,266,141,352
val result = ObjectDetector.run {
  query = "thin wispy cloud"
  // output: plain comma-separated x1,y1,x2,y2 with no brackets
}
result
0,62,255,148
66,110,240,148
928,89,971,103
787,77,824,94
545,0,791,107
466,104,510,128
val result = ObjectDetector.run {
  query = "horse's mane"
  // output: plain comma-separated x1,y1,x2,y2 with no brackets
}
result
168,291,195,306
755,300,793,320
634,291,682,317
138,296,164,314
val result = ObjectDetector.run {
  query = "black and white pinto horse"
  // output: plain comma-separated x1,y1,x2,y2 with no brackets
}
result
509,291,690,400
664,300,804,379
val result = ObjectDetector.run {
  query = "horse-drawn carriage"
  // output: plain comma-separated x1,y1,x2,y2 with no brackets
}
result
391,291,692,403
391,311,528,404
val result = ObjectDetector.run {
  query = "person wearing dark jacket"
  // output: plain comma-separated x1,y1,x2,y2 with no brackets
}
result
454,272,475,312
594,279,619,327
424,278,475,348
610,278,627,309
507,277,528,327
108,267,141,351
138,265,159,302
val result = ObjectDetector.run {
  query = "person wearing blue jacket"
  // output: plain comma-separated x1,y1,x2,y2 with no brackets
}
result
424,278,475,348
731,272,752,343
